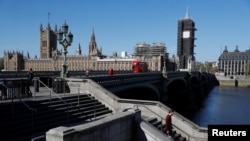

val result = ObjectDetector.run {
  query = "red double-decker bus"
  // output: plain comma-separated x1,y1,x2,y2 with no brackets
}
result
132,60,148,73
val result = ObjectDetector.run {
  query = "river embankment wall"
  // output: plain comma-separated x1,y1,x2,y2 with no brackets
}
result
218,79,250,87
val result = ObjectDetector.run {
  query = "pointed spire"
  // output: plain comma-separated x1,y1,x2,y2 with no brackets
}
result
54,25,57,32
47,22,51,29
76,43,82,55
91,28,95,40
48,12,50,23
40,23,43,31
89,28,100,56
27,51,30,59
184,6,190,19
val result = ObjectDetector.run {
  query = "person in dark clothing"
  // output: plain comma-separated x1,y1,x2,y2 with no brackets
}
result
85,69,89,77
165,109,174,137
27,68,34,86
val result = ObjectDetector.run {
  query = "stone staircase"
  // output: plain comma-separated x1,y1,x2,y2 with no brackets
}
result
145,117,187,141
0,94,113,141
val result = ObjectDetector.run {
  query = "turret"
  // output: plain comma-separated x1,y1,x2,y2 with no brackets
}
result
234,45,239,52
40,23,43,32
223,46,228,53
76,43,82,56
54,25,58,32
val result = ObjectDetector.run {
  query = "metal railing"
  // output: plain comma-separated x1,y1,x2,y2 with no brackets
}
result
33,78,68,103
31,135,45,141
132,102,207,141
77,87,97,120
0,78,31,100
86,94,97,120
33,77,72,124
0,82,37,136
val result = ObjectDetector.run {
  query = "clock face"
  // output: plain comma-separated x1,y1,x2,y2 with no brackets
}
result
182,31,190,38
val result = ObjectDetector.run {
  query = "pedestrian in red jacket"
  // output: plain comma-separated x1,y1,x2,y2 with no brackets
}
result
165,109,174,136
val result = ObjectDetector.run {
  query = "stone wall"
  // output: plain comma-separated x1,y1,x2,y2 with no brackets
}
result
46,110,139,141
219,80,250,87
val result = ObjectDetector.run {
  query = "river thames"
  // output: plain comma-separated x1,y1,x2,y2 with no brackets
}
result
191,86,250,127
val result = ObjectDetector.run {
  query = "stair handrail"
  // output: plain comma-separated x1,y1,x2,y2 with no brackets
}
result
134,104,199,140
31,135,45,141
0,82,37,136
0,82,37,113
15,94,37,113
134,104,165,132
72,85,99,121
33,78,71,106
33,78,72,123
85,92,97,120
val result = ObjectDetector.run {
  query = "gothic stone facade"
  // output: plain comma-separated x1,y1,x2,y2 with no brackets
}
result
4,23,173,72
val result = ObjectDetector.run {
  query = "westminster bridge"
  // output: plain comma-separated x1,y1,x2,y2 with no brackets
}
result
0,70,219,141
0,70,219,115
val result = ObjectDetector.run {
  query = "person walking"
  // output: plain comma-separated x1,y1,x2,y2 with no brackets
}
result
165,109,174,137
108,67,114,76
85,69,89,77
27,68,34,86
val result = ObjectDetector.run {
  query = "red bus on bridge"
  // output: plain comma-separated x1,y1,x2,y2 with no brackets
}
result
132,60,148,73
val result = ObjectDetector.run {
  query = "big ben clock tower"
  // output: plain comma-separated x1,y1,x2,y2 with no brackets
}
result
177,8,197,70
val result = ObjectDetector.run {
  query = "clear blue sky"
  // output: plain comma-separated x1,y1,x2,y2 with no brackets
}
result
1,0,250,63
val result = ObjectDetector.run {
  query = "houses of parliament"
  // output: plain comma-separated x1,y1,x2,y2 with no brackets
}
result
3,22,176,72
4,10,200,72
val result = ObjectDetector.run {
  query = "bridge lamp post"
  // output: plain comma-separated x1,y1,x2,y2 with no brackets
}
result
57,21,73,78
162,48,167,78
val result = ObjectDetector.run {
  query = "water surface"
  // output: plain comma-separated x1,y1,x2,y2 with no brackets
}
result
192,86,250,127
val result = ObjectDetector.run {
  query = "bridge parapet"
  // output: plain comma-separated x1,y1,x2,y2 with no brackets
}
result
164,71,190,79
90,72,162,89
0,70,133,79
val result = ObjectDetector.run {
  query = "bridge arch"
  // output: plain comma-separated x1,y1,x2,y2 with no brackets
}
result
113,84,160,101
165,78,188,109
201,73,209,92
201,74,207,81
191,76,199,85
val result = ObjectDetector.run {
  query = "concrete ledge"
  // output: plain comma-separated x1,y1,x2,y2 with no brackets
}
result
139,120,171,141
46,109,140,141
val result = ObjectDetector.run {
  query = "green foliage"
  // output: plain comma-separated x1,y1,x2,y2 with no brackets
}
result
195,63,206,72
195,62,218,73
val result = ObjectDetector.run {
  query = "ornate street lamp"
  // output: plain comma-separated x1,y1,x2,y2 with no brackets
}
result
162,47,167,79
57,21,73,78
